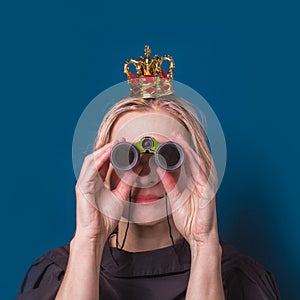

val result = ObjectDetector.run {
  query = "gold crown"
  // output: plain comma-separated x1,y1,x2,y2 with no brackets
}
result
124,45,175,99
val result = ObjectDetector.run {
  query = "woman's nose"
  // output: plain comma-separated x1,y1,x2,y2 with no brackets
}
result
134,155,161,187
138,154,152,176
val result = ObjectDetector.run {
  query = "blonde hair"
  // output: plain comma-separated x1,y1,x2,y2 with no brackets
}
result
94,95,218,190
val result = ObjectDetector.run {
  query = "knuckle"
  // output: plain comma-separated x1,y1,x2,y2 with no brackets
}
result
113,190,125,201
83,155,91,164
75,184,83,196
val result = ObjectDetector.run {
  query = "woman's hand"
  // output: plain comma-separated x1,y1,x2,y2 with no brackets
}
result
57,140,137,300
158,133,220,251
74,139,136,243
158,133,224,299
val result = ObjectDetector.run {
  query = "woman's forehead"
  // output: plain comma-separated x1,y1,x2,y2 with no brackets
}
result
111,111,190,143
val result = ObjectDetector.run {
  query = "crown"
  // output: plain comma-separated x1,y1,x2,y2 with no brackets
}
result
124,45,175,99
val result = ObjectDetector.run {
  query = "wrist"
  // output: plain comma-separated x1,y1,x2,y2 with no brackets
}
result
71,232,107,253
189,238,222,261
68,234,106,277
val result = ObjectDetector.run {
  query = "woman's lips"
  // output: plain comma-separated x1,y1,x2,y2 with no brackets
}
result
132,194,162,204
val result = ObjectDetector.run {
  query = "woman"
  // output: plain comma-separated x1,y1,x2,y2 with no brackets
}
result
17,47,281,300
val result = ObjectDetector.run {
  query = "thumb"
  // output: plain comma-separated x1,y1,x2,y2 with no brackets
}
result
113,166,142,200
156,168,182,209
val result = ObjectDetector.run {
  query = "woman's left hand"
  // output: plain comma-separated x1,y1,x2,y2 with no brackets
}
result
158,133,221,251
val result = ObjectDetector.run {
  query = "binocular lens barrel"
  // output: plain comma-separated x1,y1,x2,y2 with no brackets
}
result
156,142,185,171
110,141,184,171
110,142,139,171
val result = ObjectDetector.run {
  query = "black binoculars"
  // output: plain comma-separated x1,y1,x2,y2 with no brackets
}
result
110,136,185,171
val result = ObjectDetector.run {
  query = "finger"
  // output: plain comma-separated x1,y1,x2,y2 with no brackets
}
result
171,133,217,209
98,159,110,182
97,137,127,181
185,148,217,206
172,133,207,185
78,141,116,177
78,139,120,183
189,147,208,177
172,132,206,175
92,137,126,162
156,168,182,208
113,165,143,201
78,151,111,186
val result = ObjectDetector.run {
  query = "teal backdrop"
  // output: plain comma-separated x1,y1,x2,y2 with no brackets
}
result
1,1,299,299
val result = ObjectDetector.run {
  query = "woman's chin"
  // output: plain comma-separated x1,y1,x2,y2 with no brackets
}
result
120,200,170,225
121,215,167,226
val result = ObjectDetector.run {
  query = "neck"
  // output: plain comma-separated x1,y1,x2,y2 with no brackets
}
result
111,216,183,252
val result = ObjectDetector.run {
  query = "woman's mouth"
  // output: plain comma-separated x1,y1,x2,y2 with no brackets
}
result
132,194,163,204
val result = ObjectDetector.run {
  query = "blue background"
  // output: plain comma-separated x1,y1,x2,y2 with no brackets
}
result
1,1,299,299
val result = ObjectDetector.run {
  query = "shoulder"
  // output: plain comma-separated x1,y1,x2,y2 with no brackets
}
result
17,244,70,300
220,241,281,300
38,243,70,269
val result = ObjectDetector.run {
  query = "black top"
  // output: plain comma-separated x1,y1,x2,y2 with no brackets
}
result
17,239,281,300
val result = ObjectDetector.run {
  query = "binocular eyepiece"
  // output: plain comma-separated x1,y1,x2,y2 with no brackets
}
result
110,137,185,171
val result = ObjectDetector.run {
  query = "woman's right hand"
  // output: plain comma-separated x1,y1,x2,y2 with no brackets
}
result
74,139,135,243
56,140,133,300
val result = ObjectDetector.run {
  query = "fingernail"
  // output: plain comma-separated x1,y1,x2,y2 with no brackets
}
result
156,167,165,177
109,140,118,148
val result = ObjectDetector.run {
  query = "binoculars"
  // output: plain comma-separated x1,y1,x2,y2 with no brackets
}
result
110,136,185,171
